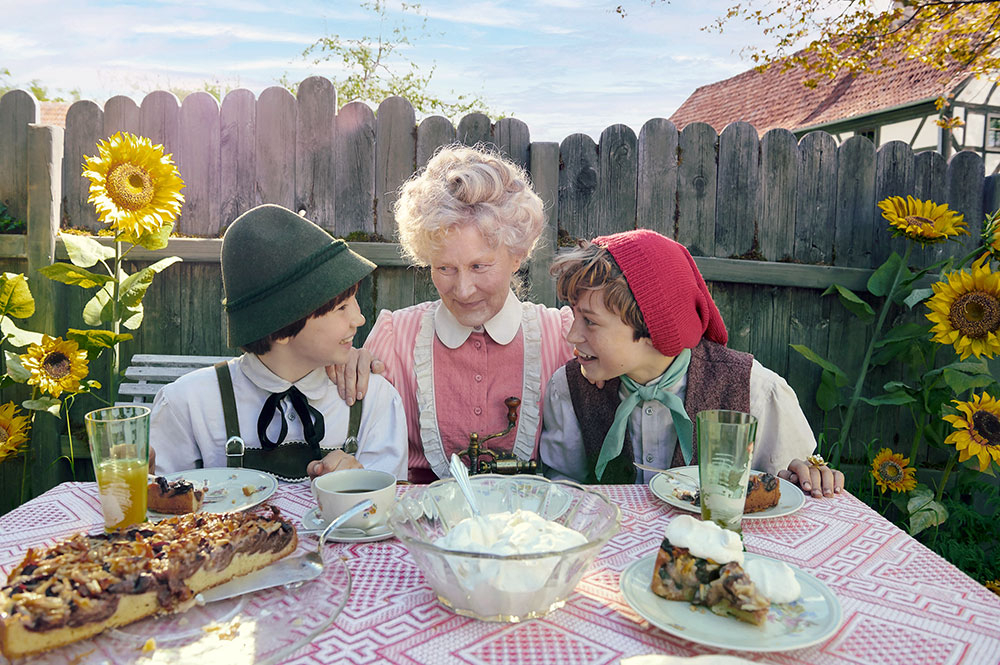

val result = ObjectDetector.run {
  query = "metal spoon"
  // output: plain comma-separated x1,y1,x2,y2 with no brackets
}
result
449,453,482,517
632,461,700,490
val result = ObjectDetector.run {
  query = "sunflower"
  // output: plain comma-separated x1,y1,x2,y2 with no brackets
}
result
878,195,968,246
82,132,185,238
986,580,1000,598
984,212,1000,262
943,392,1000,473
925,256,1000,360
20,335,90,398
0,402,30,464
870,448,917,493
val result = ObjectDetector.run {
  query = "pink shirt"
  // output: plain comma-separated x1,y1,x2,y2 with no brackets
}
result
364,299,574,482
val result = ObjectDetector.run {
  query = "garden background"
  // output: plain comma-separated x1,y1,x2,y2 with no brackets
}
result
1,79,998,582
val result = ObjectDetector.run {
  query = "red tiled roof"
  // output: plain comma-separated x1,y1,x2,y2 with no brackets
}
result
669,51,971,135
39,102,70,127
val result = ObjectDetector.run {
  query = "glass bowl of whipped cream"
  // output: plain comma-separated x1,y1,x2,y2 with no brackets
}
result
388,474,621,622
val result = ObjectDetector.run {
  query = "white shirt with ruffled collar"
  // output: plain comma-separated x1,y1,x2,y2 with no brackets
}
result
433,289,523,349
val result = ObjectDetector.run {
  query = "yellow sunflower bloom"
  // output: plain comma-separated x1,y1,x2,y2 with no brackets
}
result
925,256,1000,360
82,132,185,238
943,392,1000,473
870,448,917,493
0,402,30,464
986,579,1000,598
878,195,968,246
20,335,89,398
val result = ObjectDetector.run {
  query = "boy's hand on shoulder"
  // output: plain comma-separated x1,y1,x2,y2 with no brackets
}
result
308,450,364,478
326,348,385,405
778,457,844,498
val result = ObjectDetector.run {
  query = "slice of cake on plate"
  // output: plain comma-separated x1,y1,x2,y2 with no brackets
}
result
0,506,297,659
147,476,205,514
650,514,770,625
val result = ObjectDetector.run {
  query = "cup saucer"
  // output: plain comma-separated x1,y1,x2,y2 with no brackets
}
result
300,507,395,543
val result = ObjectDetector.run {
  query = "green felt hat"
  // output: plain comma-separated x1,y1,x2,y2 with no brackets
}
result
221,204,375,348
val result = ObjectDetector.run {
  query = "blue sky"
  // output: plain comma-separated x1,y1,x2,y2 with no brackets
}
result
1,0,775,142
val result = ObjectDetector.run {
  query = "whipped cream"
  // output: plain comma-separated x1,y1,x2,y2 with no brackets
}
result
662,514,744,565
744,558,801,604
430,509,588,615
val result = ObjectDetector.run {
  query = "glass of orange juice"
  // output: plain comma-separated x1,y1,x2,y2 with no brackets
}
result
84,405,150,531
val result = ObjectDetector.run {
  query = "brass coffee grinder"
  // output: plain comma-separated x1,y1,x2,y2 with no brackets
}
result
457,396,538,475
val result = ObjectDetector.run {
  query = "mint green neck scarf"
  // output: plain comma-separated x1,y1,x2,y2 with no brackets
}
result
594,349,693,481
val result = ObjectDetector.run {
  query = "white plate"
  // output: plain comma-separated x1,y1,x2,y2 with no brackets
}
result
25,538,351,665
148,468,278,519
620,552,842,652
649,466,805,519
301,507,395,543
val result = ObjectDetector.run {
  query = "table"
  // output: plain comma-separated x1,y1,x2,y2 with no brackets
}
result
2,482,999,665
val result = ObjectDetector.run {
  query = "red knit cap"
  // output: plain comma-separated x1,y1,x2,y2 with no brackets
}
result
593,229,728,356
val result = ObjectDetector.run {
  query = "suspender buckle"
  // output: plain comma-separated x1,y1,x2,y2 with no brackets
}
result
342,436,359,455
226,436,245,468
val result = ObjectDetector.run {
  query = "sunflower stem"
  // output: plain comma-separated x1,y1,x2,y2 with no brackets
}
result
837,244,914,464
110,241,121,405
63,397,75,481
935,450,959,503
908,416,926,467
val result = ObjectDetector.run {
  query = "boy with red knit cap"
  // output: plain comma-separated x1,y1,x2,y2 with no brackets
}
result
540,229,842,498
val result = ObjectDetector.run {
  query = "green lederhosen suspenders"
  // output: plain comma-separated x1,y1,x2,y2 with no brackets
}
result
215,361,362,482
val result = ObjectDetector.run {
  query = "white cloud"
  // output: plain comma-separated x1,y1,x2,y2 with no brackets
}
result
133,22,314,45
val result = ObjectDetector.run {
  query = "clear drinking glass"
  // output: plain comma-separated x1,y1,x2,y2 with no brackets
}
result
85,405,150,531
697,409,758,534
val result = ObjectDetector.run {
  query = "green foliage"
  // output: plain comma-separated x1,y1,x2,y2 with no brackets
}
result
0,202,25,234
293,1,497,119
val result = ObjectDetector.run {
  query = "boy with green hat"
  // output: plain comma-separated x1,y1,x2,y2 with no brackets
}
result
150,204,407,481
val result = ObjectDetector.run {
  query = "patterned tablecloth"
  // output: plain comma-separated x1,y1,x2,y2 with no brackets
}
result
2,481,999,665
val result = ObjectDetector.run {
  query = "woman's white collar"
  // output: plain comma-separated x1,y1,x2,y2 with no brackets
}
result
433,289,522,348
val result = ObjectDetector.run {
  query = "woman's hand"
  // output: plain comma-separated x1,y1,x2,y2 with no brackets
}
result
307,450,363,478
326,348,385,405
777,455,844,498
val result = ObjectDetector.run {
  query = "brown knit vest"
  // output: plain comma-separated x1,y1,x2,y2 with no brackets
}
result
565,338,753,484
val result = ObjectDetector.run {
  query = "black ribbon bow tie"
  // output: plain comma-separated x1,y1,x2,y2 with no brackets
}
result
257,385,325,450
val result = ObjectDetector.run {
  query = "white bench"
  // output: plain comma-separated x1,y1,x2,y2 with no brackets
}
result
117,354,235,405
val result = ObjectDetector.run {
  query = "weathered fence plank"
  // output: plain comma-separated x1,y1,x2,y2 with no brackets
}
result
457,112,493,148
416,115,456,168
558,133,599,240
255,86,296,209
835,136,877,268
334,101,375,236
758,129,799,261
140,91,181,156
636,118,677,237
375,96,416,238
103,95,141,137
597,124,638,235
874,141,915,265
0,90,38,224
219,89,256,230
676,122,717,256
528,141,559,307
295,76,336,229
494,117,530,171
947,150,986,253
62,100,103,230
716,122,760,258
178,92,220,236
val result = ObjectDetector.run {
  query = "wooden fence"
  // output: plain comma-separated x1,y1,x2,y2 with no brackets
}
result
1,78,999,511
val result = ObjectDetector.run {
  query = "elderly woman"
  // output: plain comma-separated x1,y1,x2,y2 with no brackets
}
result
356,145,575,483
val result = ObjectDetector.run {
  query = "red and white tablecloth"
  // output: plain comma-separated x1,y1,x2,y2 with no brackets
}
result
2,482,999,665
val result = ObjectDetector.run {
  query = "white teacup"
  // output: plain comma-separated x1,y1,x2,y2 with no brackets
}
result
311,468,396,530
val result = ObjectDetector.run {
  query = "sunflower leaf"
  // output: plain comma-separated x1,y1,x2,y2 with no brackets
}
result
118,257,182,308
0,272,35,319
868,252,903,297
817,370,842,411
907,488,949,536
0,318,43,347
38,263,115,289
122,303,144,330
943,368,996,394
859,393,916,406
875,323,930,347
82,285,114,326
790,344,849,384
903,287,934,309
133,222,174,252
4,351,30,382
66,329,133,360
22,396,62,417
822,284,875,320
60,233,115,268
